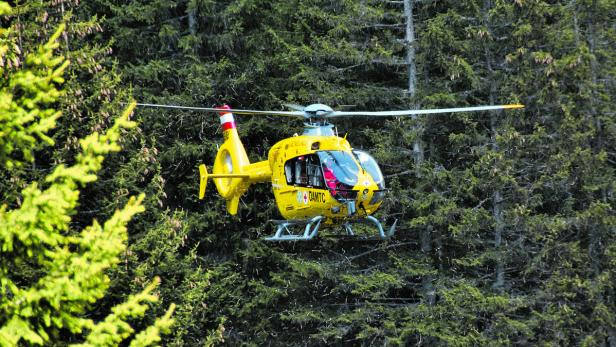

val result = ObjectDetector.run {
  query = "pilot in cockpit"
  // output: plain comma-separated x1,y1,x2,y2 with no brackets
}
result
321,158,338,195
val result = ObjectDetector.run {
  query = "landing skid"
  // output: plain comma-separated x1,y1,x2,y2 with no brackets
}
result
343,216,398,240
265,216,397,241
265,216,324,241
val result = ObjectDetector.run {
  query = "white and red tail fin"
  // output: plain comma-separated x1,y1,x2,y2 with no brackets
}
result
199,105,271,215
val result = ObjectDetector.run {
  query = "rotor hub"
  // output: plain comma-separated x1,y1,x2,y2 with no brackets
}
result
303,103,334,118
302,122,335,136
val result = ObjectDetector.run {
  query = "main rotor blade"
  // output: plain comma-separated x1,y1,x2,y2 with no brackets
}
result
134,103,305,117
330,104,524,117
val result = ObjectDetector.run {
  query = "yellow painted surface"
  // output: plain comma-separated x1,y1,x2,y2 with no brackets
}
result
201,126,271,214
202,129,384,221
268,135,383,224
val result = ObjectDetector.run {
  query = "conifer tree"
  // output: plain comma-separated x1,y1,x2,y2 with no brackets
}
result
0,4,174,345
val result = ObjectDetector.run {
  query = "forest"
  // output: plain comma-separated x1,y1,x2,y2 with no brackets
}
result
0,0,615,345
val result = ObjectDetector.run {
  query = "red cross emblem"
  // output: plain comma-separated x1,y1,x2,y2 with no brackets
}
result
303,192,308,204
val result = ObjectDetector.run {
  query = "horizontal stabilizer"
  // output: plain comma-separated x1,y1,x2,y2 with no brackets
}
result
199,164,249,200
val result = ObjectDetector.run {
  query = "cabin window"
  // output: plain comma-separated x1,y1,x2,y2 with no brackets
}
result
284,154,324,188
284,161,293,183
294,159,304,185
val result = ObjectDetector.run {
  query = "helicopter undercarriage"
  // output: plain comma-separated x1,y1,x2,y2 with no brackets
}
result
265,215,397,241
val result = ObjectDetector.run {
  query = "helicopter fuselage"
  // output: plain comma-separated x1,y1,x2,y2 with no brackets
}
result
266,133,385,224
202,115,388,225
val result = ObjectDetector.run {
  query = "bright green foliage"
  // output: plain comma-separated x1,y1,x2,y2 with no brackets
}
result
74,278,176,347
0,99,174,345
0,4,174,345
0,24,67,169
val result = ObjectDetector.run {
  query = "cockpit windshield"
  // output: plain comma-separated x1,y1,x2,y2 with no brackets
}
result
353,150,385,189
317,151,360,187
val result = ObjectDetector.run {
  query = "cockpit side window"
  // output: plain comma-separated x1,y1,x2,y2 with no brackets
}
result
317,151,361,201
317,151,360,187
284,154,324,189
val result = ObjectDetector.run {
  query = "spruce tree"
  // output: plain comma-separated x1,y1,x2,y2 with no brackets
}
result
0,5,174,345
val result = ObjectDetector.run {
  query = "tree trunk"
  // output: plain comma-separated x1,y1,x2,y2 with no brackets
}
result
571,0,580,46
483,0,505,293
493,190,505,291
60,0,70,52
489,100,504,293
188,2,198,37
404,0,417,98
403,0,423,173
585,4,614,345
421,225,435,305
404,0,432,306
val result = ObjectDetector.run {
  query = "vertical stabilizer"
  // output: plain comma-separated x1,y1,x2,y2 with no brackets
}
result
199,105,272,215
212,105,250,214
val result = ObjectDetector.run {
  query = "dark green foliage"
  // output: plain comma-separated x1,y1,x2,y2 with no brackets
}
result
95,0,614,345
3,0,614,345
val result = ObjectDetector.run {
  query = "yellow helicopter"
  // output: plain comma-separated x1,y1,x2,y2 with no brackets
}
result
136,102,523,241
